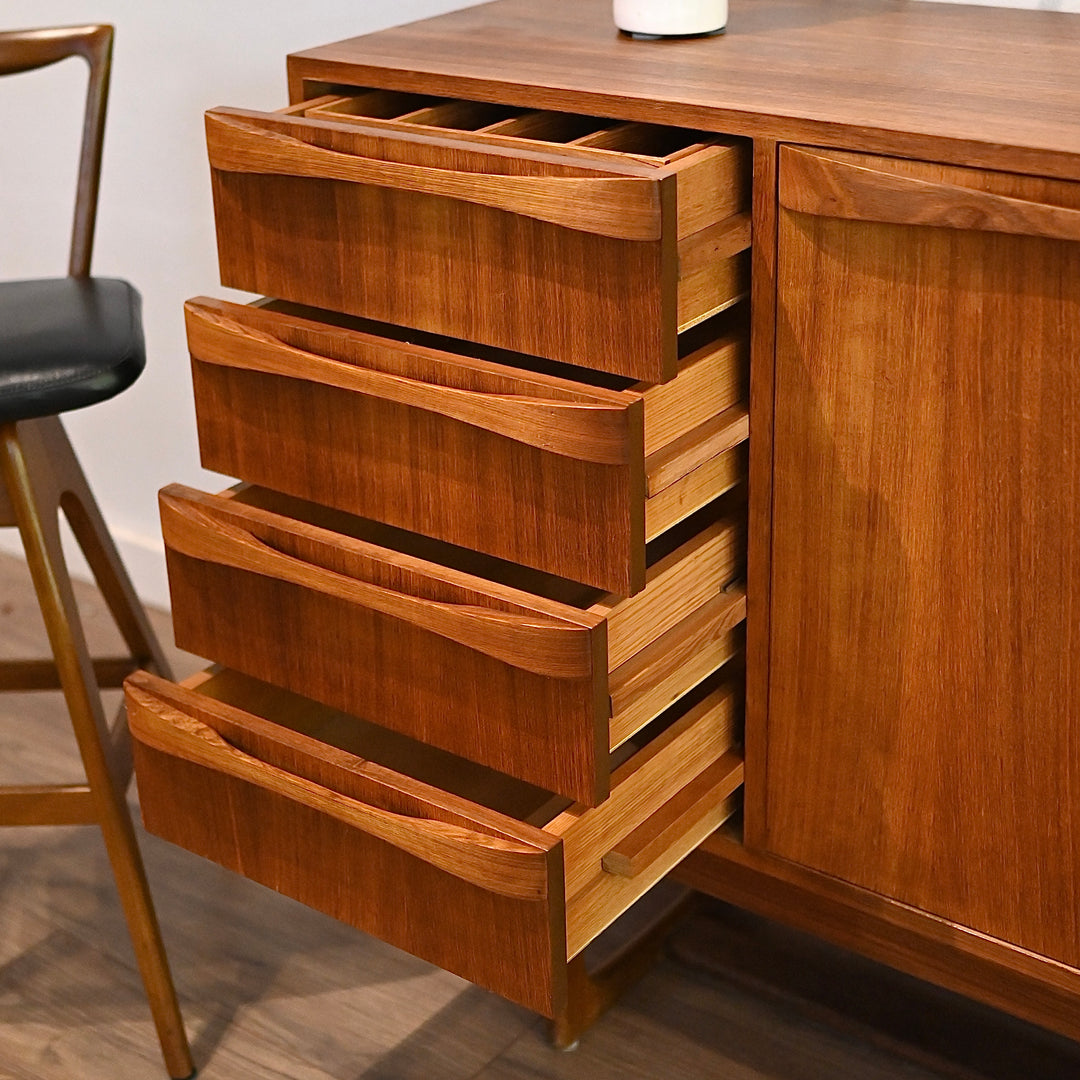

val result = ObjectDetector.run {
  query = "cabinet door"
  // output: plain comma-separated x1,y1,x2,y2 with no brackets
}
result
766,145,1080,965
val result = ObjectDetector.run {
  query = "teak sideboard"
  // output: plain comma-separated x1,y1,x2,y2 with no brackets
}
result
125,0,1080,1049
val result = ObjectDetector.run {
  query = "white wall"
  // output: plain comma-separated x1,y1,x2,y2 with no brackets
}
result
0,1,485,608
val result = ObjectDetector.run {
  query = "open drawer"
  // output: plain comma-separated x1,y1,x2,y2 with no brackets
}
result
206,93,750,381
186,296,748,594
125,665,743,1017
161,484,746,806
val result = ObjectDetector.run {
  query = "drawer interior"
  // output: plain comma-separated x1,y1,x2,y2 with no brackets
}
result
227,484,745,625
189,665,688,826
257,299,748,412
300,89,731,166
193,666,570,820
210,99,749,379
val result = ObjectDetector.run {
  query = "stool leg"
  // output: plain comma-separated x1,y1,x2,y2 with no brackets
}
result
17,417,173,680
26,418,171,788
0,421,194,1080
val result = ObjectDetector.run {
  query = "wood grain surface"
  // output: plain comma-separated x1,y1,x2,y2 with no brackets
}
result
550,675,743,898
608,587,744,749
596,506,744,670
741,138,778,849
126,672,567,1017
125,654,745,1017
299,95,749,238
766,149,1080,967
645,403,748,496
680,828,1080,1048
187,294,646,595
781,145,1080,239
208,106,745,381
602,755,743,879
162,482,742,806
642,314,746,455
167,0,1080,1050
645,443,744,542
206,109,667,242
566,787,739,960
187,298,743,595
127,673,555,902
287,0,1080,181
160,485,609,806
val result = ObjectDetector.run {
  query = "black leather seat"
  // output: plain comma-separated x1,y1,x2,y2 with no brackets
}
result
0,277,145,424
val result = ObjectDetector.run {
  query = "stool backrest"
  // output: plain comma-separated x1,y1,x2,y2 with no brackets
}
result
0,25,113,279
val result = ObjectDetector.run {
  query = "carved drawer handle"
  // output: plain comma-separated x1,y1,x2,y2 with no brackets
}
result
206,109,664,241
186,301,635,466
780,146,1080,243
161,489,597,680
127,680,550,901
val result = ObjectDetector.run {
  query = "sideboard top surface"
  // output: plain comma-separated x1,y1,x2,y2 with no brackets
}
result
287,0,1080,177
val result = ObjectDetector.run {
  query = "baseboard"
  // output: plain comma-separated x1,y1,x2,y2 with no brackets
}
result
0,524,170,613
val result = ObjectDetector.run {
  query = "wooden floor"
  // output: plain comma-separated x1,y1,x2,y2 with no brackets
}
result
2,548,1080,1079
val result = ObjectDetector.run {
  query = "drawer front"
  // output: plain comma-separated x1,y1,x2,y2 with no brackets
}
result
207,106,748,381
160,485,609,806
187,298,747,596
125,666,744,1016
187,297,648,595
161,485,744,806
125,671,568,1017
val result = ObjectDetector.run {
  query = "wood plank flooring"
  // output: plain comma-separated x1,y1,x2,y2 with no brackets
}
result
1,549,1079,1079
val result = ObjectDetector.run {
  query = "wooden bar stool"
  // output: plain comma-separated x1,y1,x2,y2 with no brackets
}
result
0,25,193,1079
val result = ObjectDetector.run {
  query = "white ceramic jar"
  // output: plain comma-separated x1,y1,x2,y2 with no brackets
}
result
613,0,728,36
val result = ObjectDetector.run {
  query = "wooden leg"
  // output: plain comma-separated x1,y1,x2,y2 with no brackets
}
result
28,418,172,787
550,885,696,1049
18,417,173,680
0,420,194,1080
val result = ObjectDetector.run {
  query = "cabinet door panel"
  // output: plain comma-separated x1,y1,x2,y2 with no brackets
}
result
766,146,1080,966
